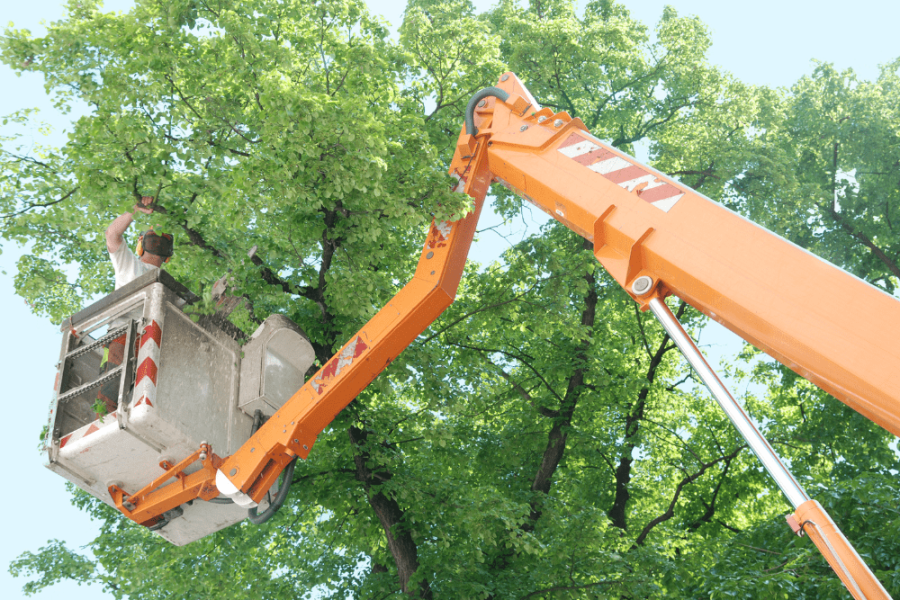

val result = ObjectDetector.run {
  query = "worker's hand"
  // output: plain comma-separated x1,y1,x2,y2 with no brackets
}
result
133,196,155,215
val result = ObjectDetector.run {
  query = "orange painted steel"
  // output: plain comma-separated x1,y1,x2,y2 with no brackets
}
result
215,147,493,500
109,443,222,527
467,74,900,439
791,500,891,600
110,73,898,599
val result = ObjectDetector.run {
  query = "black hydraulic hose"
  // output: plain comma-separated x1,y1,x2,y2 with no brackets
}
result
465,87,510,138
205,496,234,505
247,455,297,525
148,517,168,531
205,411,267,507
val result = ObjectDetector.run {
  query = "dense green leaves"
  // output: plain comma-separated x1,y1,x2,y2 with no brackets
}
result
732,61,900,294
3,0,898,598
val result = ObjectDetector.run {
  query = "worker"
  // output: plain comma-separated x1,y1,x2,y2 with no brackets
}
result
95,196,174,414
105,196,174,289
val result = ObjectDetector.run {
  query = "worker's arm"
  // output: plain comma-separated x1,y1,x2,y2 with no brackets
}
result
106,196,154,253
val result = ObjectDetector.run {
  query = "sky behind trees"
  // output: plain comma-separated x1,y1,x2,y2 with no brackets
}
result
1,1,897,598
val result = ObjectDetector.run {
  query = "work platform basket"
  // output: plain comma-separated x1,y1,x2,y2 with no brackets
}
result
43,270,315,545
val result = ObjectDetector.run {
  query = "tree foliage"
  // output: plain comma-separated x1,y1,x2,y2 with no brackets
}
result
3,0,898,598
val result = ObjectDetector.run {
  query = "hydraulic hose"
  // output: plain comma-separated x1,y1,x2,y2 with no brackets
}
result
204,410,271,507
247,455,297,525
465,87,510,137
205,496,234,505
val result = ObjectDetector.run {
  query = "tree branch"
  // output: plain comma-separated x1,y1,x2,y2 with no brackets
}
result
633,445,744,546
1,187,79,219
496,369,560,418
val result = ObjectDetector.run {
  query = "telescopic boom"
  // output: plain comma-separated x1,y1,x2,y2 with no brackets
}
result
117,73,897,599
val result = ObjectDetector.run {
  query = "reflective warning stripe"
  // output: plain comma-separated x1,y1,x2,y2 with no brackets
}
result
132,320,162,411
135,357,159,386
140,320,162,349
558,133,684,213
59,412,117,449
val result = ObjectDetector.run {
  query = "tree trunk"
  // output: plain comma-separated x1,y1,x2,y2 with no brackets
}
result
348,426,432,599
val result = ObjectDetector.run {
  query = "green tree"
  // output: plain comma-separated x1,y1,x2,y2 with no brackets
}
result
3,1,898,598
733,60,900,293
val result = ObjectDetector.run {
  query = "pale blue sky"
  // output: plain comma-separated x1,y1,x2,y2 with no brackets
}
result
1,1,897,598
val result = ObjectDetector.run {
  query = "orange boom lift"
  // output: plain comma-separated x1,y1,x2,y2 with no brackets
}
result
107,74,897,599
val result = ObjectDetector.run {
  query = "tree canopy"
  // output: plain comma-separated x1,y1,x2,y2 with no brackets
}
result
2,0,898,598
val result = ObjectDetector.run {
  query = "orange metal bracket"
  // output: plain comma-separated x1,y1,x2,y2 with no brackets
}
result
790,500,891,600
112,73,898,600
109,442,222,526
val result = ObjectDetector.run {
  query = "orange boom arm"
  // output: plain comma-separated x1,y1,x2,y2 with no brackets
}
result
214,156,493,498
117,73,895,599
462,76,900,439
451,73,895,600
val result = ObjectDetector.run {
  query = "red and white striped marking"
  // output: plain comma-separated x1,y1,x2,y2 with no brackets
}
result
132,320,162,411
310,335,369,394
60,412,117,449
558,134,684,213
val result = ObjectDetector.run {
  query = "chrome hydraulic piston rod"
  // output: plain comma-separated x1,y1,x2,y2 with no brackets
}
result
647,297,809,508
647,296,890,600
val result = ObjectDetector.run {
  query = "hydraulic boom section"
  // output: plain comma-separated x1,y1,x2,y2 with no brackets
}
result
93,72,895,599
454,72,896,600
459,75,900,439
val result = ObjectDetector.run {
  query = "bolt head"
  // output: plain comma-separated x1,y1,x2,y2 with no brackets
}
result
554,119,564,127
303,445,309,450
520,125,528,132
631,276,654,296
537,116,547,123
229,468,237,477
501,74,510,81
477,99,486,107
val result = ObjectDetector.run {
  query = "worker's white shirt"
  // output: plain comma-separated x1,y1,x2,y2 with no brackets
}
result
110,242,158,289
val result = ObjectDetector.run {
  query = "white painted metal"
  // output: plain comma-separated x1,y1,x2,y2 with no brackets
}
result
43,271,287,545
215,469,258,508
588,156,632,175
239,314,315,418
